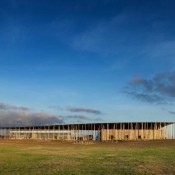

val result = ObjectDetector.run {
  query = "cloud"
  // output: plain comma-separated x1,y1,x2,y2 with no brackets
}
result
125,92,165,104
0,102,104,127
0,102,64,127
66,106,103,114
48,105,104,114
0,102,30,111
64,115,104,123
169,111,175,115
124,71,175,104
65,115,91,120
0,111,64,127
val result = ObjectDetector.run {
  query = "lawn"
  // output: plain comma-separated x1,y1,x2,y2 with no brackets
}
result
0,139,175,175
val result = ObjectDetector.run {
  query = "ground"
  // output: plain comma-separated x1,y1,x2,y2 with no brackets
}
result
0,139,175,175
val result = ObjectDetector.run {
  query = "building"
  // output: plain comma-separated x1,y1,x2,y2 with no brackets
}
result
0,122,174,141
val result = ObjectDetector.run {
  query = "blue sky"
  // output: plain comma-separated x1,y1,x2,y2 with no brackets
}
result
0,0,175,126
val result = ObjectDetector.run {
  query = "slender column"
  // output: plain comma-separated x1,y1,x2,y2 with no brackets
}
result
155,122,157,139
153,123,154,140
153,123,156,140
68,125,70,140
58,125,60,140
78,124,80,140
106,123,108,141
32,126,34,139
147,122,148,139
129,123,131,140
100,123,102,141
18,127,20,139
150,123,153,140
164,122,165,139
63,124,65,140
47,126,49,140
120,123,122,140
81,124,83,141
53,126,55,140
172,123,173,139
123,123,124,140
85,124,86,141
114,123,116,141
45,126,47,140
16,127,17,139
94,124,96,141
166,123,168,139
130,122,132,140
135,123,137,140
76,124,77,140
173,123,174,139
141,122,143,140
159,122,161,139
144,122,146,139
91,123,92,141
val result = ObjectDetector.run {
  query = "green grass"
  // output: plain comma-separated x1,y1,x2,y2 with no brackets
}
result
0,140,175,175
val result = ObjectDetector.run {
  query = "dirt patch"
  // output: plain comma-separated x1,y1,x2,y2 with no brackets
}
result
43,159,81,166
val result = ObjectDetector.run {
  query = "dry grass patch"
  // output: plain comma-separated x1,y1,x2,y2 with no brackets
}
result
0,139,175,175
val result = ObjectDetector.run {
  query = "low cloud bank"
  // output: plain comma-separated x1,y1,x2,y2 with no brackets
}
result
0,102,63,127
0,102,104,127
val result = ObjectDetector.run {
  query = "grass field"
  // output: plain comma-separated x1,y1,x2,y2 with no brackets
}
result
0,140,175,175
